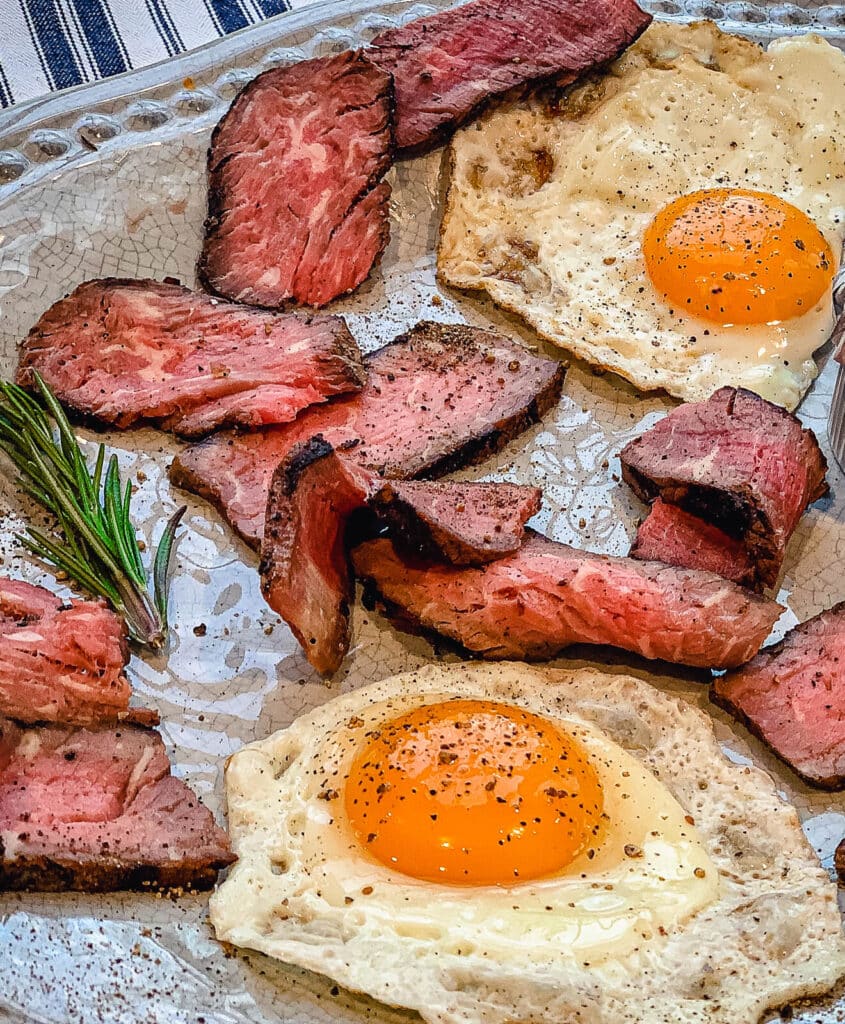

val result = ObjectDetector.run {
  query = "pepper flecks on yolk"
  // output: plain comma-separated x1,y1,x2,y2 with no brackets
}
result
344,700,604,886
643,188,834,326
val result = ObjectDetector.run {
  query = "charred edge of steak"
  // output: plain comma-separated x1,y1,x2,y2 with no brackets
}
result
278,434,337,502
358,575,482,659
708,684,845,792
621,467,759,544
370,12,653,157
835,839,845,883
0,849,228,893
198,51,396,308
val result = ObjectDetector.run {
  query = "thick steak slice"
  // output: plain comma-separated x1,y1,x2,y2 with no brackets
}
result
16,278,364,438
712,602,845,789
261,437,377,675
0,578,155,729
199,51,393,308
621,387,827,589
372,479,541,565
171,321,565,548
352,532,782,669
260,436,542,673
0,719,234,891
836,838,845,882
369,0,652,154
631,498,757,590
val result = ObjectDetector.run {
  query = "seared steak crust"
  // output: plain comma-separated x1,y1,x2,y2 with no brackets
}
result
260,437,376,675
631,498,757,590
0,719,233,892
621,387,827,589
199,50,393,308
712,602,845,789
369,0,652,154
16,278,365,438
0,578,155,728
352,531,782,670
171,321,565,548
372,479,541,565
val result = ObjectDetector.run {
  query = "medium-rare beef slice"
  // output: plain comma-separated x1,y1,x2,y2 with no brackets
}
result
171,321,565,548
352,531,781,670
0,718,234,891
260,437,542,673
620,387,828,589
631,498,757,590
260,437,378,676
712,602,845,789
369,0,652,154
0,578,156,729
199,51,393,309
372,479,541,565
16,278,365,438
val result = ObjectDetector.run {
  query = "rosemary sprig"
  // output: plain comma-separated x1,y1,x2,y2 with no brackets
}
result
0,372,186,649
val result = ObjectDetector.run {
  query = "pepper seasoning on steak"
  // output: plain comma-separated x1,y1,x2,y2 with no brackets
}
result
171,321,566,549
621,387,827,589
712,602,845,789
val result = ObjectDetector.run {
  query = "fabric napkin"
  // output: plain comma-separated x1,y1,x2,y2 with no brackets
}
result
0,0,307,108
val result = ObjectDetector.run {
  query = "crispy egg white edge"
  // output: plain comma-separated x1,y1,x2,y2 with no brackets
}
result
210,663,845,1024
437,23,844,410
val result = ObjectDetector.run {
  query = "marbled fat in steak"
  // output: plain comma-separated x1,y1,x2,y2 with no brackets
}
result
372,478,541,565
631,498,757,590
16,278,365,438
621,387,827,589
369,0,652,153
0,718,233,891
199,51,393,308
171,321,565,548
0,578,156,729
712,602,845,789
353,531,782,670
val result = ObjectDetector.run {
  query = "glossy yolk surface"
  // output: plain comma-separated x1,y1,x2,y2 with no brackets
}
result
344,700,604,886
643,188,834,325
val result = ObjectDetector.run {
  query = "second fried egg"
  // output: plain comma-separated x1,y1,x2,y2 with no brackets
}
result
438,21,845,410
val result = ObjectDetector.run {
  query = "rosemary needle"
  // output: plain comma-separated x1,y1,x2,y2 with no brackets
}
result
0,372,185,649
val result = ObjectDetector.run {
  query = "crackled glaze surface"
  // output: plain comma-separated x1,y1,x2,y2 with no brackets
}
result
0,2,844,1023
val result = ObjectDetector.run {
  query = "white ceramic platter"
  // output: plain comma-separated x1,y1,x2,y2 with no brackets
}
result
0,1,844,1021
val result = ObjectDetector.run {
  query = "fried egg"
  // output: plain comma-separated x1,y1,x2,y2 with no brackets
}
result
210,663,845,1024
438,22,845,409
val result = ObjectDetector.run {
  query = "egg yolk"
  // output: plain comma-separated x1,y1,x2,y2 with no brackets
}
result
344,700,604,886
643,188,834,326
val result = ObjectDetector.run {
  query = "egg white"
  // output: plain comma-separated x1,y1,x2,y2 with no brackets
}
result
211,663,845,1024
438,22,845,410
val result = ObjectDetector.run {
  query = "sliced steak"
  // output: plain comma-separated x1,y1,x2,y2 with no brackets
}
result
836,838,845,883
260,435,542,673
261,437,377,676
16,278,364,438
199,51,393,308
352,531,782,670
0,578,156,729
631,498,757,590
369,0,651,154
0,718,234,891
171,321,565,548
712,602,845,789
372,478,541,565
621,387,828,589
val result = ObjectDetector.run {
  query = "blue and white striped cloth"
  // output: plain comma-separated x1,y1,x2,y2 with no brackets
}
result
0,0,305,108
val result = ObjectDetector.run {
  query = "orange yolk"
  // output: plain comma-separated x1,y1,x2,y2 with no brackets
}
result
344,700,604,886
643,188,834,326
